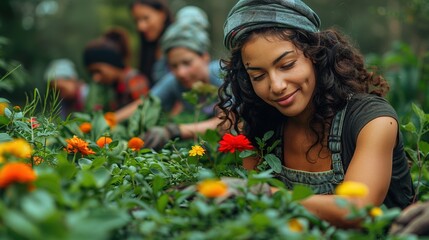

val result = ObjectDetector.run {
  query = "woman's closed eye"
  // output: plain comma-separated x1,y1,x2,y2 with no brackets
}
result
280,60,296,70
249,72,265,81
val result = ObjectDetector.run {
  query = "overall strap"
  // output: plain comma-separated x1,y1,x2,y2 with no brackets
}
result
328,103,348,183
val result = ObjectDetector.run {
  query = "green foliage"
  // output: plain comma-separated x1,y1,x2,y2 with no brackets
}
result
401,103,429,201
1,92,424,239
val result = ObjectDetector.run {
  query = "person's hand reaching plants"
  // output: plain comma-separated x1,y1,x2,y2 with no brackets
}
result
389,201,429,237
142,123,181,150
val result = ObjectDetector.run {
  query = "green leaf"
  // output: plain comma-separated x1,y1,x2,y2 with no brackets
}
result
402,122,416,133
3,210,42,239
0,132,12,142
412,103,425,124
156,194,169,212
91,156,107,169
291,185,313,201
262,131,274,142
93,167,111,188
78,158,93,170
91,112,109,140
263,154,282,173
152,175,166,194
239,150,256,158
21,190,56,222
418,141,429,156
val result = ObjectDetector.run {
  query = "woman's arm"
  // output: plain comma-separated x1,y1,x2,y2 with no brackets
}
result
178,117,223,139
114,98,143,123
300,116,397,227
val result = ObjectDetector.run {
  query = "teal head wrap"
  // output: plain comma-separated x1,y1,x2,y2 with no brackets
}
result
161,6,210,54
224,0,321,50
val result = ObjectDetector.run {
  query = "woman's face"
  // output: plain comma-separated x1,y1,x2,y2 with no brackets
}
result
241,35,316,118
87,63,120,85
167,47,210,89
132,3,167,42
50,79,78,99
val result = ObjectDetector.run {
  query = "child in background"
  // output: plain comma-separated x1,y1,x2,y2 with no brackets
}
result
83,27,150,114
44,58,88,119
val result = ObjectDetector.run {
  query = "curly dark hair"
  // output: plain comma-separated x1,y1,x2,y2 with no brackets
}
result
218,27,389,157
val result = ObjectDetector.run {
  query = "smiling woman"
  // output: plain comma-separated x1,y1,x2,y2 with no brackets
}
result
218,0,414,228
130,0,173,86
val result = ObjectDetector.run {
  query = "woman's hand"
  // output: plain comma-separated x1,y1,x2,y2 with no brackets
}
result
389,201,429,236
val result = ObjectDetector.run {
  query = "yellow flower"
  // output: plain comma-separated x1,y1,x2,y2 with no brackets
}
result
369,207,383,217
0,102,8,115
197,179,228,198
287,218,304,233
189,145,205,157
335,181,369,197
0,139,33,162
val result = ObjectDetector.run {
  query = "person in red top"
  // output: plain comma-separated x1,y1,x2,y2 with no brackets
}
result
83,27,150,113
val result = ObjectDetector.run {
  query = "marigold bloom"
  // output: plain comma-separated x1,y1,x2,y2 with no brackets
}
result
79,122,92,133
96,136,113,148
128,137,144,151
32,156,44,165
0,162,37,188
189,145,205,157
287,218,304,232
335,181,369,198
65,135,95,155
218,133,253,153
104,112,117,128
197,179,228,198
369,207,383,217
0,102,8,115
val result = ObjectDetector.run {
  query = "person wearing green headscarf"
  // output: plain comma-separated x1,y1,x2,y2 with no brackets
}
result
218,0,414,229
142,6,225,150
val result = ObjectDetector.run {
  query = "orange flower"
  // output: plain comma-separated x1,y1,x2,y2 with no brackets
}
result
128,137,144,151
96,136,113,148
218,133,253,153
65,135,95,155
32,156,44,166
79,122,92,133
104,112,117,128
0,162,37,188
197,179,228,198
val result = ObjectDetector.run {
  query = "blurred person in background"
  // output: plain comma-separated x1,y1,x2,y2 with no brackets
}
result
141,6,225,150
130,0,173,86
44,58,88,119
83,27,150,115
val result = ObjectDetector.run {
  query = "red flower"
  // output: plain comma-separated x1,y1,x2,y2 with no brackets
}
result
218,133,253,153
30,117,40,129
